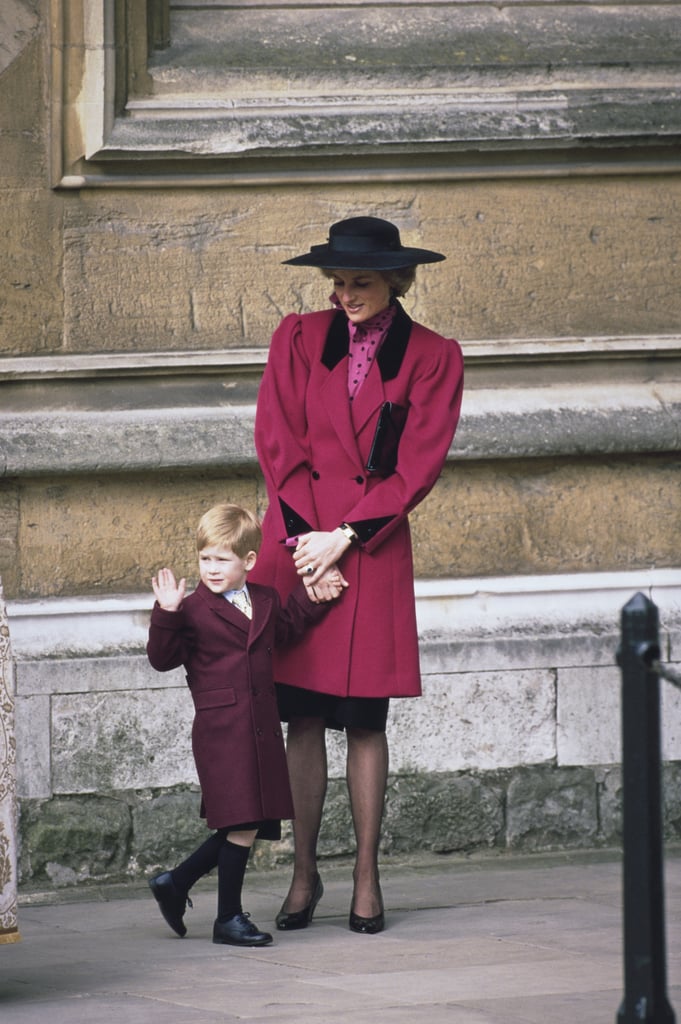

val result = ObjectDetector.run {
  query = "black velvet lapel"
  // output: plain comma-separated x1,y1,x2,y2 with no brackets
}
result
321,302,413,381
321,310,350,370
377,302,412,381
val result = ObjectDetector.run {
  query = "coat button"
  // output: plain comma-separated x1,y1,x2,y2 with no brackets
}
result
355,475,364,484
312,470,320,480
256,728,263,736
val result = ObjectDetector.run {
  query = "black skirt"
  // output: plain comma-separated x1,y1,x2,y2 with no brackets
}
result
212,819,282,841
276,683,389,733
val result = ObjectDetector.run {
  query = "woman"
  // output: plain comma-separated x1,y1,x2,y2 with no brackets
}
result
251,215,464,933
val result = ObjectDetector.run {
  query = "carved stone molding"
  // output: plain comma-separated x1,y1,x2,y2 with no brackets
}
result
51,0,681,187
0,581,19,944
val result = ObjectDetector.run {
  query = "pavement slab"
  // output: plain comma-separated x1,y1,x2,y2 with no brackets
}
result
2,849,680,1023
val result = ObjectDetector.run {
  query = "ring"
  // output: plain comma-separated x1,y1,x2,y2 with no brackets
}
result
305,565,315,575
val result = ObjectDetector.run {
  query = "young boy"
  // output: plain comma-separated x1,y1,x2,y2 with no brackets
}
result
146,502,345,947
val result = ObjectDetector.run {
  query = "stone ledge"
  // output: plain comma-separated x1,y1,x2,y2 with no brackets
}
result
2,381,680,476
8,569,681,661
2,335,680,380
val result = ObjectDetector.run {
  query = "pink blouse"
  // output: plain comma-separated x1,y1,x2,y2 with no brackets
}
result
330,295,397,399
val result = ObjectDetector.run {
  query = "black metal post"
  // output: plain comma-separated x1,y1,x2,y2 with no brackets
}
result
617,592,675,1023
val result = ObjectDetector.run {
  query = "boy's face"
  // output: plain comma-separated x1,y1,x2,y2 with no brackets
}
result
198,545,257,595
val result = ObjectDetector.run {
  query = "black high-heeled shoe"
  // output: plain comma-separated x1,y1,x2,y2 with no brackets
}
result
349,889,385,934
275,874,324,930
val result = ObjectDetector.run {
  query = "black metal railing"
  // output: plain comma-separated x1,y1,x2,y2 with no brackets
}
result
616,591,676,1023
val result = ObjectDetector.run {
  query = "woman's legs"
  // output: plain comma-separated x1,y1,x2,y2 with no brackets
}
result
346,727,389,919
280,715,388,923
280,715,328,913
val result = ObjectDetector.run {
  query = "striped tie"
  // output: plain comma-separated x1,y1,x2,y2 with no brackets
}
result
231,589,252,619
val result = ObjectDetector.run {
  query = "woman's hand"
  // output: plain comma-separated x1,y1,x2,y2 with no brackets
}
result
303,565,349,603
293,530,352,584
151,567,186,611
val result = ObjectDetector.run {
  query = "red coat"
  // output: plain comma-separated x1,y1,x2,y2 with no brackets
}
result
251,302,464,699
147,581,325,829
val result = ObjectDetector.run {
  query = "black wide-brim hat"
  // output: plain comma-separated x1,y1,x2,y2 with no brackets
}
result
282,216,446,271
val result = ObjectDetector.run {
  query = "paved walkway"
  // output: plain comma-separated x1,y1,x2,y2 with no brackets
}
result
2,849,681,1023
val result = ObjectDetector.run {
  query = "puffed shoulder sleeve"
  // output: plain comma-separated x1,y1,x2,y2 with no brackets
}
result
255,313,319,537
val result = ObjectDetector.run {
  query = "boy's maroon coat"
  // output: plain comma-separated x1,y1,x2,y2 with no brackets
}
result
147,581,324,830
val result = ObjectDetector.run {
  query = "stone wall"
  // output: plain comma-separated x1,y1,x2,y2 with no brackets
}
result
10,570,681,886
1,1,681,887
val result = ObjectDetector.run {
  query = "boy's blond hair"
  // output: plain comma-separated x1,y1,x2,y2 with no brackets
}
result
196,503,262,557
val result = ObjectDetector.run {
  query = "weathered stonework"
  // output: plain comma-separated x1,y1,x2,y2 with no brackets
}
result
0,455,679,599
16,763,681,887
9,573,681,887
50,181,681,351
14,474,259,599
131,790,212,874
506,767,600,851
2,2,680,890
19,795,132,887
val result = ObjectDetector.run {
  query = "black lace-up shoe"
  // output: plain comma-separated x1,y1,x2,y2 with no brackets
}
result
148,871,192,938
212,913,273,946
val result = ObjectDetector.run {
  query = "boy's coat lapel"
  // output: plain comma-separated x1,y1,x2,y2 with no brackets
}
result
196,581,273,644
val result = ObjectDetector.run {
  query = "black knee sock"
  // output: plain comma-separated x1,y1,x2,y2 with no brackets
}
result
171,829,228,893
216,840,252,922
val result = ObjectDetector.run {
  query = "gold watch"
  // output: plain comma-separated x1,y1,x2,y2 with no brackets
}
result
339,522,358,544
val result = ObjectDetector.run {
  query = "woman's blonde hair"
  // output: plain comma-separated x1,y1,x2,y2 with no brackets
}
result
321,266,417,297
196,503,262,557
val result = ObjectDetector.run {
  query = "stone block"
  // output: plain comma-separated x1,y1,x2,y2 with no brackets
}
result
0,191,64,355
131,789,207,874
16,474,258,598
62,194,286,352
388,670,556,772
556,665,621,767
383,773,504,854
662,680,681,761
0,487,19,594
556,649,681,768
0,16,44,190
251,824,294,871
412,455,681,579
16,654,180,696
317,779,356,858
418,178,681,340
663,763,681,842
420,633,620,677
57,179,681,353
324,729,348,780
14,694,51,799
51,688,195,793
19,795,131,885
597,766,622,845
506,767,598,851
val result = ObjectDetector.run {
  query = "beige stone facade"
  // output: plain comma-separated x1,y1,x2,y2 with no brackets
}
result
1,0,680,885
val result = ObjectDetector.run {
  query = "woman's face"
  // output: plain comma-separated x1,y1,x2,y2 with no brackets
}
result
330,270,392,324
